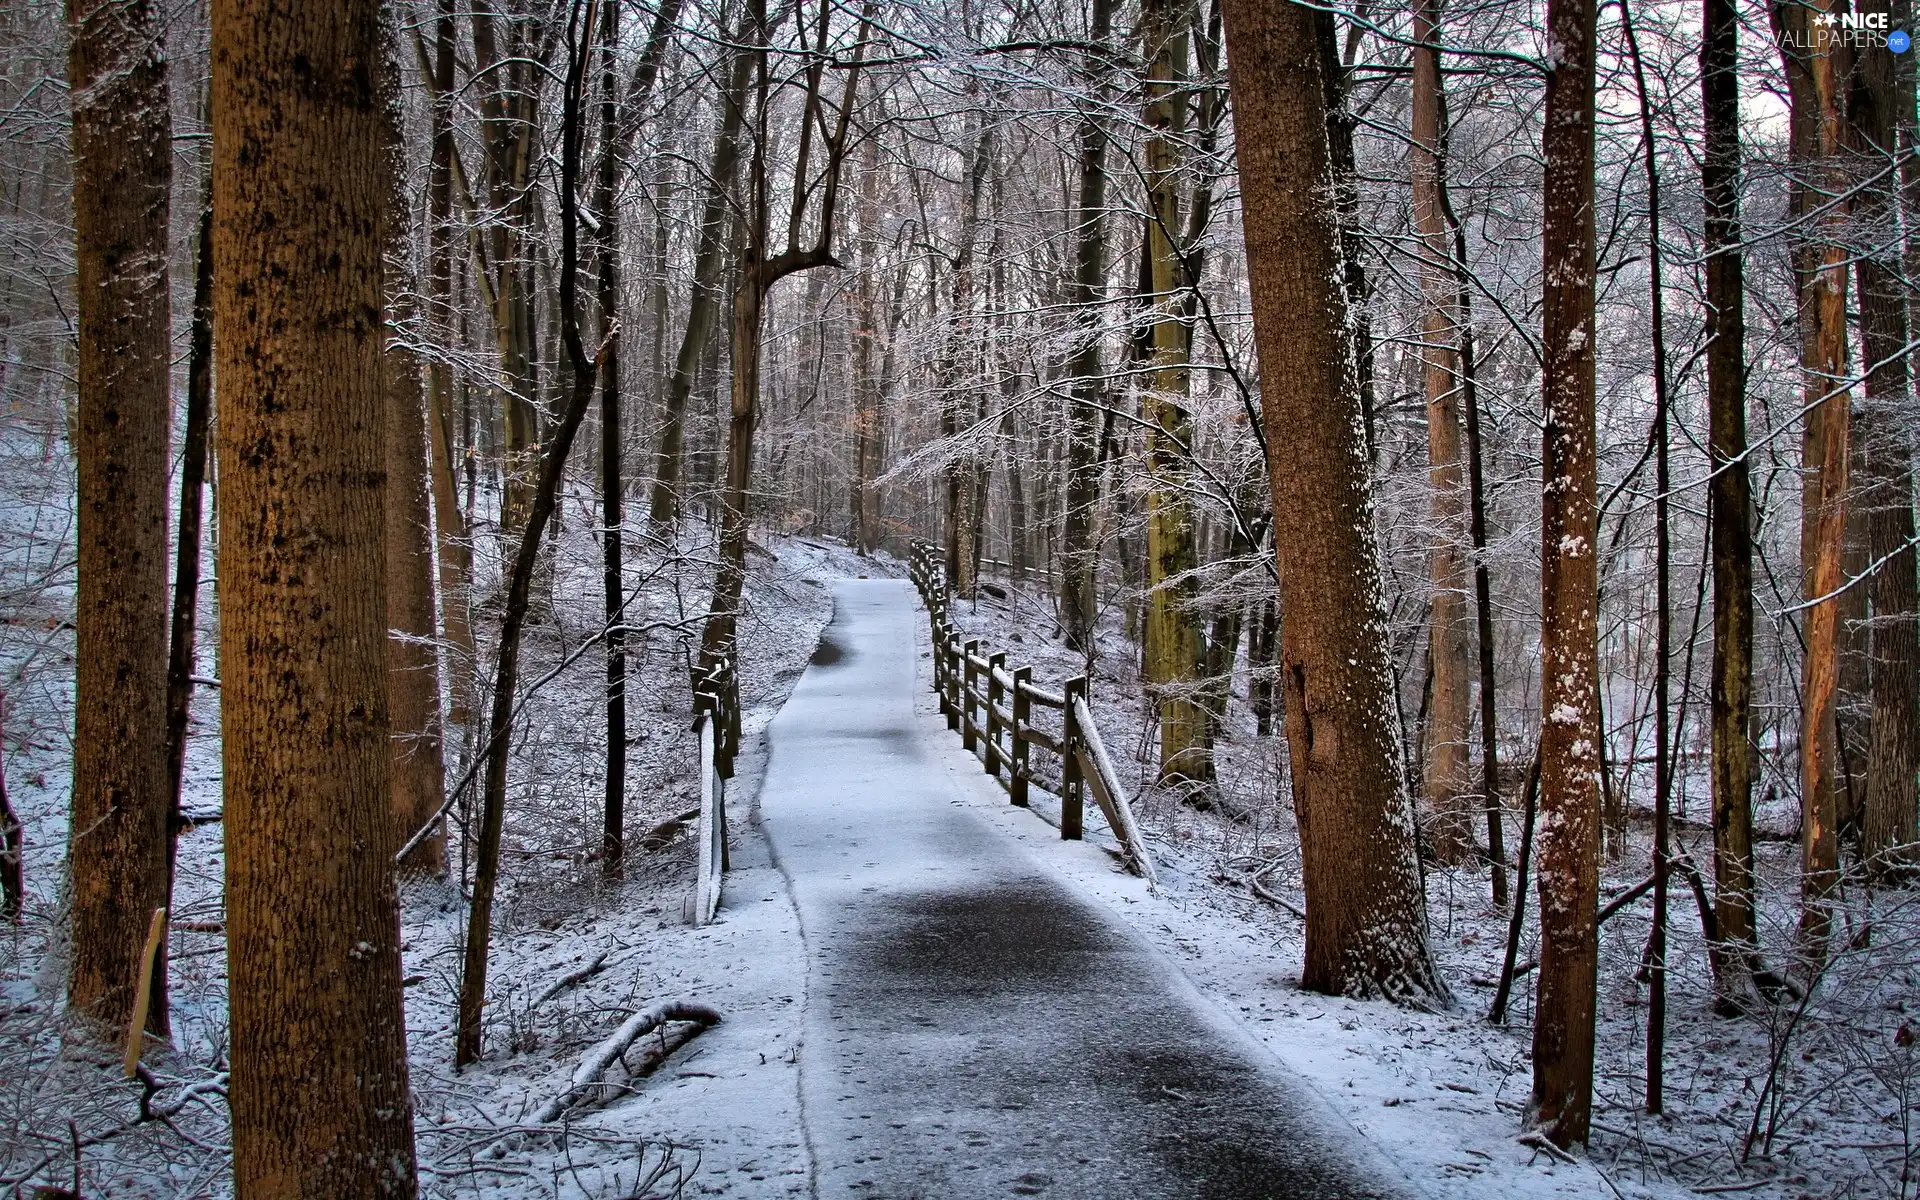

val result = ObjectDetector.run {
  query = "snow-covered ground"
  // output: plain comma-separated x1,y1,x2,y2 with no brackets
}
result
3,409,1917,1200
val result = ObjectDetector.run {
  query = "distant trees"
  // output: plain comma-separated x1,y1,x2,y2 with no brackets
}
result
211,0,419,1188
1220,0,1444,1005
64,0,173,1041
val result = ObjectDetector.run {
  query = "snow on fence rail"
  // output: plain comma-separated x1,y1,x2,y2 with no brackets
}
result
907,541,1155,882
689,649,739,926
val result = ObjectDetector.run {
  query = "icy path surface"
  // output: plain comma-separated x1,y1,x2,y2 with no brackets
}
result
756,580,1414,1199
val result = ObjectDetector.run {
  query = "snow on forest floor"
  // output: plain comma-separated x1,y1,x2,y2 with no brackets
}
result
934,576,1920,1200
2,395,1917,1200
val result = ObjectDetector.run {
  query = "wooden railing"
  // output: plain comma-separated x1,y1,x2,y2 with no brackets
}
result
907,541,1155,883
690,649,739,925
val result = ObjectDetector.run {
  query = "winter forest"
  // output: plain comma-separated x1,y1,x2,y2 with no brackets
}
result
1,0,1918,1192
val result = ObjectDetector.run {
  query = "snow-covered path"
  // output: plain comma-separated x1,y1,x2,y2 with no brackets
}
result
756,580,1413,1199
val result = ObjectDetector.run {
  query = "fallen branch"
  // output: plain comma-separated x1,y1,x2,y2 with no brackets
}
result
533,1000,721,1123
534,952,610,1007
1518,1130,1578,1164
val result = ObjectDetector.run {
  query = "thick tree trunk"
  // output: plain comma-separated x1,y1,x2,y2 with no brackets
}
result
211,0,420,1187
1531,0,1602,1147
65,0,173,1041
1057,0,1116,649
1140,0,1210,786
1219,0,1444,1005
1411,0,1475,864
384,65,448,877
1850,10,1920,879
1704,0,1760,1005
850,128,883,553
1775,0,1852,968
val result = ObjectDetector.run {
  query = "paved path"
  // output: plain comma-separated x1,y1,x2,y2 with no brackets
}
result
754,580,1413,1200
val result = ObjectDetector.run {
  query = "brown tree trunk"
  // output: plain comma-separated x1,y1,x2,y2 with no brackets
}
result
159,199,215,1030
458,7,609,1063
1850,8,1920,879
649,32,751,528
598,0,627,880
385,64,448,877
212,0,419,1187
1057,0,1116,649
1531,0,1602,1146
1219,0,1444,1005
1775,0,1852,968
65,0,173,1041
850,126,883,553
1411,0,1474,864
427,0,476,734
1704,0,1760,1005
1140,0,1210,787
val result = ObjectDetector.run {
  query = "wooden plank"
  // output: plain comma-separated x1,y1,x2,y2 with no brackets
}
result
1071,697,1157,884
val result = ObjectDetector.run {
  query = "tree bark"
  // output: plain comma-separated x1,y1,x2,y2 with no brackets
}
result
1220,0,1444,1005
1849,6,1920,880
1774,0,1852,969
65,0,173,1040
212,0,420,1186
1531,0,1602,1146
649,30,751,528
1704,0,1760,1005
458,3,609,1064
1411,0,1475,864
159,199,214,1030
598,0,627,880
427,0,477,734
385,56,449,877
1139,0,1210,787
1057,0,1116,649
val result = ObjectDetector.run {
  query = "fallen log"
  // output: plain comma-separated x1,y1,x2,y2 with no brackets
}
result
534,1000,721,1123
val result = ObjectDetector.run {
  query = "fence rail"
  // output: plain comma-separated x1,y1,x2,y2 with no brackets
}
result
690,649,739,925
908,541,1155,882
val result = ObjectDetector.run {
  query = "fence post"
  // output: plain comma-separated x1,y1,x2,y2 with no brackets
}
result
1011,666,1032,807
943,629,961,731
985,651,1006,777
932,615,949,711
961,640,980,752
1062,676,1087,840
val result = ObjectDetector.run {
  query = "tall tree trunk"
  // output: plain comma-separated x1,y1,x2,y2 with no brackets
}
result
1850,7,1920,879
850,125,883,553
598,0,627,880
1057,0,1116,649
1219,0,1445,1005
428,0,477,734
649,32,751,528
65,0,173,1041
942,119,995,600
212,0,420,1187
1411,0,1474,864
385,63,448,877
458,4,609,1064
1531,0,1602,1147
1704,0,1760,1006
159,200,214,1030
1140,0,1210,786
1775,0,1852,969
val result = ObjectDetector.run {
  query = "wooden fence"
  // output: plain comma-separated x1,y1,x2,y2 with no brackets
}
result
907,541,1155,883
690,650,739,925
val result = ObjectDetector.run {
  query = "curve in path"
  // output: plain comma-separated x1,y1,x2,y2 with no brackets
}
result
755,579,1413,1200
